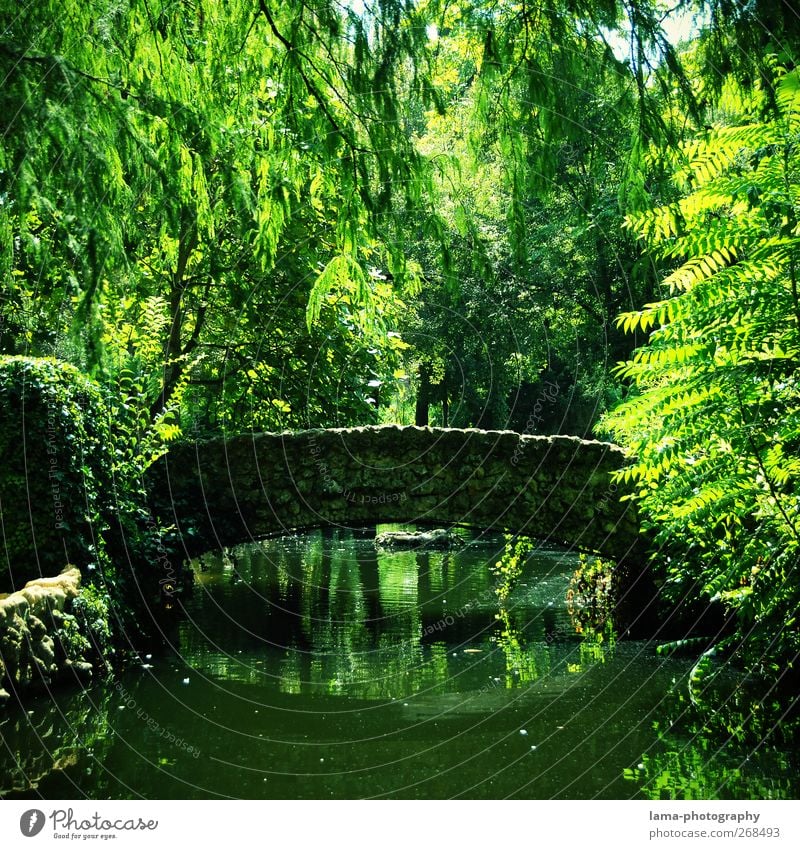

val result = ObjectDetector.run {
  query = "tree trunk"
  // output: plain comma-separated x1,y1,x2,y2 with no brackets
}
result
151,211,198,419
415,364,430,426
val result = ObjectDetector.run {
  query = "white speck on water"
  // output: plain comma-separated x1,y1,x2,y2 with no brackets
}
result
519,729,528,736
530,745,537,750
638,763,645,770
182,678,190,685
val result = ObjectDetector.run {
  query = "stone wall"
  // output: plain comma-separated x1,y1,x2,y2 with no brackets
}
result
0,567,97,705
148,425,643,563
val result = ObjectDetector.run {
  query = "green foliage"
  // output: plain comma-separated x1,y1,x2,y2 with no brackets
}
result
695,1,800,109
492,535,532,603
70,582,114,662
491,535,549,683
101,295,188,471
624,663,799,800
600,67,800,677
391,0,671,432
0,357,114,587
0,0,720,438
0,356,176,646
53,610,93,663
0,0,440,431
1,1,799,692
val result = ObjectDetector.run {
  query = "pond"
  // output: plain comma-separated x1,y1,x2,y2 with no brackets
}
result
1,527,797,799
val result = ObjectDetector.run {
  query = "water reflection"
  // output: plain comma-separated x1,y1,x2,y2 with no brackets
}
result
0,686,115,795
0,528,797,800
180,528,577,700
625,659,800,800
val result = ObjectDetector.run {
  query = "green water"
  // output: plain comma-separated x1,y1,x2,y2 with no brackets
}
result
1,527,797,799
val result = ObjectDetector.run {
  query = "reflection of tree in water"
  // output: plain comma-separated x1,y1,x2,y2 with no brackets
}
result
491,536,617,684
625,676,799,800
493,536,549,684
308,543,460,699
494,606,548,685
185,530,610,699
283,531,426,698
311,543,376,695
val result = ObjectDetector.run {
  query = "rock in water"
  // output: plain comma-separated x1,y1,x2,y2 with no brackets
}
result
374,528,461,550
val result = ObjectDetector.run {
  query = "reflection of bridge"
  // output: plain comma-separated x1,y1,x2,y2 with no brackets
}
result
148,425,642,563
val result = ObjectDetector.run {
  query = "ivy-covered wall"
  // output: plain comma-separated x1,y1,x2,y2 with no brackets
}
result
0,357,113,592
0,356,180,659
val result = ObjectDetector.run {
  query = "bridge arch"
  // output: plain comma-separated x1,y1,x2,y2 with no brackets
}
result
148,425,641,563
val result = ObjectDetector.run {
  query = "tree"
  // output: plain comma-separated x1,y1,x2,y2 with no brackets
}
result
4,0,794,444
0,0,439,432
386,0,674,432
600,67,800,677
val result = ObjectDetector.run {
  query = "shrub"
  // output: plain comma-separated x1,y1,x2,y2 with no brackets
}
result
0,356,113,590
0,355,177,645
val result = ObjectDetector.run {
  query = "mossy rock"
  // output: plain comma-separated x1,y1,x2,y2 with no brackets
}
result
375,528,462,550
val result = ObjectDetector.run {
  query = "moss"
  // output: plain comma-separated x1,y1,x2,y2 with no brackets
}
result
52,610,92,662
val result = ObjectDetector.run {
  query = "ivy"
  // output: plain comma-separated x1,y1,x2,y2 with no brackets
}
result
0,356,178,643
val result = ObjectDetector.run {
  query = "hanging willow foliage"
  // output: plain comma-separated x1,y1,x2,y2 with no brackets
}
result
0,0,446,423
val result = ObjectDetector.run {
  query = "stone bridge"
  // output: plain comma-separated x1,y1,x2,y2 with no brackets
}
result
148,426,643,563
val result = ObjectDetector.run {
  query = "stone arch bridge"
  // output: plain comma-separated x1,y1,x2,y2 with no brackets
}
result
148,426,642,564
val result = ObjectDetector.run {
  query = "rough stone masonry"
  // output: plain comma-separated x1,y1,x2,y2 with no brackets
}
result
148,425,643,563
